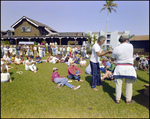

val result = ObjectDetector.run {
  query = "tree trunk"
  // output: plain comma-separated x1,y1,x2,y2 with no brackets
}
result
104,9,109,50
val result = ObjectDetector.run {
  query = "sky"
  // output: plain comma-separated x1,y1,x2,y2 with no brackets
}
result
1,1,149,36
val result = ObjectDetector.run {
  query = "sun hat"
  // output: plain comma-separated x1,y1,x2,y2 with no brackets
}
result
69,60,74,64
53,67,58,71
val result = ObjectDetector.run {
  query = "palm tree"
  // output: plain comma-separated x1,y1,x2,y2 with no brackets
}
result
100,0,118,37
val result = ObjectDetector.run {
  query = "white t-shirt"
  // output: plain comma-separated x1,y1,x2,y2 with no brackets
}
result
111,43,134,64
1,64,9,72
68,58,73,66
90,43,103,63
4,48,8,54
80,60,86,65
67,47,70,52
51,57,58,64
1,73,10,82
3,55,8,60
59,47,62,51
34,46,37,51
25,60,31,69
142,60,148,66
15,58,21,63
86,54,89,58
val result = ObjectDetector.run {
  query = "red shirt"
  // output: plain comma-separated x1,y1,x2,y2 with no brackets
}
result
67,65,81,76
52,72,64,82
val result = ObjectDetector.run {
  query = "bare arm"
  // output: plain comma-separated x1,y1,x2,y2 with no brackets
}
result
96,50,113,57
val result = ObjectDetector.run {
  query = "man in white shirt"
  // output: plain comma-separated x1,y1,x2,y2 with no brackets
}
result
67,46,70,55
80,58,86,67
90,36,112,91
25,57,37,73
33,45,37,55
111,34,136,104
14,55,22,65
50,55,59,64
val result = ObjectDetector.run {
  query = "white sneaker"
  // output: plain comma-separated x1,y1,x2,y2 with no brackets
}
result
74,85,81,90
68,80,72,82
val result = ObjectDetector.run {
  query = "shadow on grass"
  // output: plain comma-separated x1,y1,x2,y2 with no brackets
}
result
102,81,127,103
10,72,13,75
102,81,116,102
137,75,149,84
132,89,149,109
85,76,92,86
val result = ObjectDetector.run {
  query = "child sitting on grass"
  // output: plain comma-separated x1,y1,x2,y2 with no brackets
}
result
1,67,12,83
52,67,80,90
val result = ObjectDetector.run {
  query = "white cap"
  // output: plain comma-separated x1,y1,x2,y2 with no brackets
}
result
53,67,58,71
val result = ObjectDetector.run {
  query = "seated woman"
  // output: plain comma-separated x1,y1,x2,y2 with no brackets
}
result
67,61,84,82
1,60,13,73
101,61,115,81
1,67,12,83
52,67,81,90
80,58,86,67
20,55,26,65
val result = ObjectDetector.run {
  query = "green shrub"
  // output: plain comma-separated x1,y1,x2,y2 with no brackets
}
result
86,49,92,54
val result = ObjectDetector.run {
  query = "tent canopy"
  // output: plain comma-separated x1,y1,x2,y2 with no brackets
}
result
18,41,34,45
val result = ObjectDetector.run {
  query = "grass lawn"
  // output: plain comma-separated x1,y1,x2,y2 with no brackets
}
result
1,57,149,118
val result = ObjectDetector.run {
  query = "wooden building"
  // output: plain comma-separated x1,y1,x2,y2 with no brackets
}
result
129,35,149,53
1,16,89,46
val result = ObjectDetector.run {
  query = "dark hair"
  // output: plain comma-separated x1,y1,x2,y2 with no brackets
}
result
119,36,129,43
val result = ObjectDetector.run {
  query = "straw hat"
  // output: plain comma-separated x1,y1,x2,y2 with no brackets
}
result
69,60,74,64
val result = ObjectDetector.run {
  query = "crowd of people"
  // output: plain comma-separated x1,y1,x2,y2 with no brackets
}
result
1,43,89,90
1,36,149,102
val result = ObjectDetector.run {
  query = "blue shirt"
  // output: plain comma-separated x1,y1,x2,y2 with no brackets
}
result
106,61,111,68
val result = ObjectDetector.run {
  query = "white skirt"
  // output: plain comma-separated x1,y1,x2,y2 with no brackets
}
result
113,65,137,82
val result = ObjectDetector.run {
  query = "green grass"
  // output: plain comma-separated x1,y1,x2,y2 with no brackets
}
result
1,58,149,118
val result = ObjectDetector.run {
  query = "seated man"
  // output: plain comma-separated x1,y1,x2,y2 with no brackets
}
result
35,54,42,63
80,58,87,67
67,61,84,82
25,56,37,73
14,55,22,65
50,55,59,64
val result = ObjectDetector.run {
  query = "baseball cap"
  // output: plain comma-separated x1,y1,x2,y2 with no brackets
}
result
53,67,58,71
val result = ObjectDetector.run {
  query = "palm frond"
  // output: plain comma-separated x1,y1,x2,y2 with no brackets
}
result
100,7,106,12
111,8,117,12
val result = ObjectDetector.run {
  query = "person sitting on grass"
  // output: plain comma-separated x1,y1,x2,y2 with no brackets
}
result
14,55,22,65
30,54,34,61
1,60,13,73
80,58,87,68
84,53,89,59
1,67,12,83
25,56,37,73
142,58,149,71
101,61,116,81
35,53,42,64
52,67,81,90
50,55,59,64
67,61,84,82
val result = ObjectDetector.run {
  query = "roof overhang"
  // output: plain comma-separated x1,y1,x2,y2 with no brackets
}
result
11,16,39,28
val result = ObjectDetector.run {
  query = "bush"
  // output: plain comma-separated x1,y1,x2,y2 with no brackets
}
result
86,49,92,54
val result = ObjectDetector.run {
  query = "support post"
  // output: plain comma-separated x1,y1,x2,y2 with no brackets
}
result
59,37,62,45
15,38,17,47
